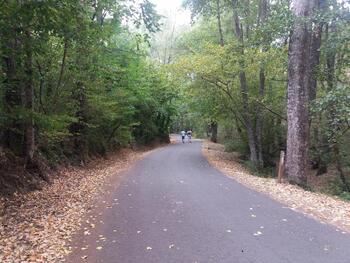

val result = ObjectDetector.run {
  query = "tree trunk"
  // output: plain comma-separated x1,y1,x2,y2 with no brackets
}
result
256,68,265,168
285,0,313,186
231,0,259,166
1,32,22,151
240,73,259,165
308,0,327,173
309,0,325,102
211,121,218,143
255,0,269,168
56,39,68,91
23,30,35,163
216,0,225,47
333,144,350,192
70,81,88,162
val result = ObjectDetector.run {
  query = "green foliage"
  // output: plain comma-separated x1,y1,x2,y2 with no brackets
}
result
326,177,350,201
240,159,277,179
224,141,248,155
173,0,350,191
170,1,288,164
0,0,177,169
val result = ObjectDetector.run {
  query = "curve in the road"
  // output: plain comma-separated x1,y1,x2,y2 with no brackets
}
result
68,141,350,263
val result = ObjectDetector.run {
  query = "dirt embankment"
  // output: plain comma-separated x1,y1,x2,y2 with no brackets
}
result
0,146,157,263
202,141,350,234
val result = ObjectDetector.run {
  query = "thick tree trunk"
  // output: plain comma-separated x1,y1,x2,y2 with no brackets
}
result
285,0,313,186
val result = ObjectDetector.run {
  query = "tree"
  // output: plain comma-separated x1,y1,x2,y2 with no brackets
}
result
285,0,313,185
0,0,178,194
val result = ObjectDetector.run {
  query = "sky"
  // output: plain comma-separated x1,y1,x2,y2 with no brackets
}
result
150,0,191,26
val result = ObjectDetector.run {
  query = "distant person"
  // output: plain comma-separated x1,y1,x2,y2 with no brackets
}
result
181,130,186,143
187,130,192,143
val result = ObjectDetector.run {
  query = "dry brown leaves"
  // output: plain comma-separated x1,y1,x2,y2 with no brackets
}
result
0,148,152,263
202,141,350,233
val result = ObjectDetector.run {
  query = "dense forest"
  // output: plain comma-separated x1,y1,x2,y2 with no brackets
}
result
0,0,350,198
0,0,177,194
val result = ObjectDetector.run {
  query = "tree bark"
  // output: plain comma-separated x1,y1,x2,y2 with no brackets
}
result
1,30,22,150
309,0,325,102
210,121,218,143
333,144,350,192
56,39,68,91
309,0,327,174
69,81,88,162
285,0,313,186
216,0,225,47
256,68,265,168
256,0,269,168
231,0,259,166
23,30,35,163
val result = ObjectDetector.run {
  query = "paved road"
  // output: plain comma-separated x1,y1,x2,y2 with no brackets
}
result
68,140,350,263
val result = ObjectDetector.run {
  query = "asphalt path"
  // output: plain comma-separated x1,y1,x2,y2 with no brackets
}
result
68,140,350,263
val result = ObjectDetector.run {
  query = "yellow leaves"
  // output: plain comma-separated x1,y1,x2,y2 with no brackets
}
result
170,43,233,78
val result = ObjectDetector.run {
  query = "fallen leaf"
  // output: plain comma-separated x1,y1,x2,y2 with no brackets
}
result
253,231,263,236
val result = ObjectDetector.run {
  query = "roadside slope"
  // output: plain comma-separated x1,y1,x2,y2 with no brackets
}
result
203,140,350,233
0,148,154,263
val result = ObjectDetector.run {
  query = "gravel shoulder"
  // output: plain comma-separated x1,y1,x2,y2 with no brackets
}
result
202,140,350,233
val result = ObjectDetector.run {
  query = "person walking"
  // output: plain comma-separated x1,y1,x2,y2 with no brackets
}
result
181,130,186,143
187,130,192,143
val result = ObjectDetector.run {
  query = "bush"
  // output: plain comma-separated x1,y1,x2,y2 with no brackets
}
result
224,140,249,155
